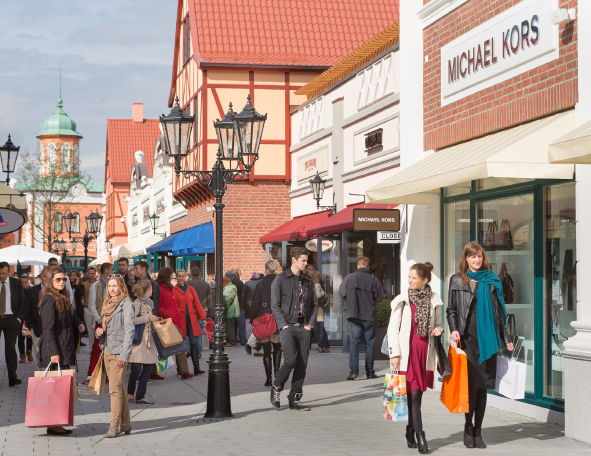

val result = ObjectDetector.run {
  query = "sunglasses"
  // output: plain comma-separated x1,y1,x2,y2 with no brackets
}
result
108,274,123,279
53,278,67,283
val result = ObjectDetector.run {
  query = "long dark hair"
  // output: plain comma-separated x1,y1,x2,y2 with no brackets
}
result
156,267,173,289
458,241,492,284
40,267,73,314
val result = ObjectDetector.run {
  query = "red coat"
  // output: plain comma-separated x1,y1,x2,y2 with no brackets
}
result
158,283,183,329
173,284,206,337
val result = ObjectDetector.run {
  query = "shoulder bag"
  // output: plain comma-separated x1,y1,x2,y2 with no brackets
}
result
132,301,146,346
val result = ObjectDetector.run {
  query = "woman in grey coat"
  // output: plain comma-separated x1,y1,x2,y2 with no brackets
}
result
95,275,135,438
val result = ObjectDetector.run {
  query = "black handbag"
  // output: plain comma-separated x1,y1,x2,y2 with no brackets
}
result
132,301,145,346
436,336,452,378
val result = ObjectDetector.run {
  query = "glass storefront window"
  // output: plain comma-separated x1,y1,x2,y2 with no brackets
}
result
443,201,471,297
318,238,343,343
543,183,576,399
477,193,535,394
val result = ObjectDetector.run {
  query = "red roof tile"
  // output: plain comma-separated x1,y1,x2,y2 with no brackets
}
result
189,0,399,67
105,119,160,183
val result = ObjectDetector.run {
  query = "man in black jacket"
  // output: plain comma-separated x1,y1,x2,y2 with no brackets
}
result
24,267,49,368
270,247,318,411
0,261,26,386
339,256,381,380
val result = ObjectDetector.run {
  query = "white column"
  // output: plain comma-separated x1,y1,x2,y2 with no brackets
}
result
562,0,591,443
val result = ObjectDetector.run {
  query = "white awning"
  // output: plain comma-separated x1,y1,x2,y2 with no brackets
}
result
549,119,591,164
111,236,158,260
366,110,575,204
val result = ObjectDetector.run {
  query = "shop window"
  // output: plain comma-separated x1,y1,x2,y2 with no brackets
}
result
477,193,535,394
156,197,165,214
72,213,80,233
143,205,150,221
543,183,576,399
443,200,471,297
54,212,63,233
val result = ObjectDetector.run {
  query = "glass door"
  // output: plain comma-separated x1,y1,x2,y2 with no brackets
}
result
476,193,535,394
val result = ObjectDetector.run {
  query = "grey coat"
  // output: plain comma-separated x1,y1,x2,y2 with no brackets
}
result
100,297,135,362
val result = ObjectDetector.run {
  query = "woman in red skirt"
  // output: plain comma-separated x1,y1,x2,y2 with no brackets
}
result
387,263,444,454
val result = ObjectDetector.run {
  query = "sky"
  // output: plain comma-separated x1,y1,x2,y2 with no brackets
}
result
0,1,177,184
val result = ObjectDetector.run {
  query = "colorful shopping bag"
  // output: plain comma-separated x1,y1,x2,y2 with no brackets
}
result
383,370,408,421
440,344,469,413
25,365,73,428
156,356,177,373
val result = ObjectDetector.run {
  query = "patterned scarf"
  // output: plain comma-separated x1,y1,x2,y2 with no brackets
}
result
101,294,123,327
408,285,432,337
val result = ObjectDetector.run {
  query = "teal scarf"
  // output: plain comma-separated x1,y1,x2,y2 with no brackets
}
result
467,269,507,363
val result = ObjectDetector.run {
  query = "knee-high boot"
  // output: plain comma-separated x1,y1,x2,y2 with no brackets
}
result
191,350,205,375
263,356,272,387
272,348,282,377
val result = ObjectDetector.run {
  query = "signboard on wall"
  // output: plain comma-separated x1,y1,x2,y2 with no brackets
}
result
0,207,25,234
296,147,329,185
440,0,559,106
353,209,400,232
377,231,402,244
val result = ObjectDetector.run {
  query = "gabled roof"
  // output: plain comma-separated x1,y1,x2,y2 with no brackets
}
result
169,0,399,105
296,23,400,100
105,119,160,184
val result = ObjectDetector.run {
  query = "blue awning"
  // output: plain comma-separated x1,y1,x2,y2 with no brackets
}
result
171,222,214,256
146,231,183,253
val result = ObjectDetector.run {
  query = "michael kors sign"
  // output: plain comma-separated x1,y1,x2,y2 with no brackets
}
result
440,0,558,106
353,209,400,232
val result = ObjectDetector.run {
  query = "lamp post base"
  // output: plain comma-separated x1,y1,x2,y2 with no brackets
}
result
203,351,233,419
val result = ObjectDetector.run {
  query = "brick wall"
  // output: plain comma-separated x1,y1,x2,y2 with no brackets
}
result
423,0,578,150
171,180,291,278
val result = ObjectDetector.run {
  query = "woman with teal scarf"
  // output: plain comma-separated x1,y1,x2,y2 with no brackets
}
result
447,241,514,450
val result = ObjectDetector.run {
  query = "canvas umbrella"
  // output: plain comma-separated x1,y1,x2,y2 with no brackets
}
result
0,244,61,266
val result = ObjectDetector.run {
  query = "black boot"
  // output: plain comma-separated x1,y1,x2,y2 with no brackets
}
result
270,385,281,409
272,349,282,376
191,352,205,375
405,425,417,448
263,357,272,387
288,392,310,411
464,423,475,448
473,427,486,449
416,431,429,454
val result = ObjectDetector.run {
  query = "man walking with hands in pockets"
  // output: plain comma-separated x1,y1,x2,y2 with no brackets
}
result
270,247,318,411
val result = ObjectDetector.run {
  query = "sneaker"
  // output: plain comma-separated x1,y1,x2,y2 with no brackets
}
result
288,393,311,411
270,385,281,408
245,345,252,355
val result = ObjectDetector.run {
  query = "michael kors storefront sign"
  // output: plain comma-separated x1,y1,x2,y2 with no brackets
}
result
440,0,559,106
353,208,400,232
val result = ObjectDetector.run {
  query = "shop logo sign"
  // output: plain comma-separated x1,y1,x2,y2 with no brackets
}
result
353,209,400,232
440,0,559,106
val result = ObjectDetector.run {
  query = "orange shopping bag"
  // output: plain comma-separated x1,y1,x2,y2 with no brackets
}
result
440,344,469,413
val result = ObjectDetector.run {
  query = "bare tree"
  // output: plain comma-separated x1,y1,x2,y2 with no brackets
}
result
16,149,91,252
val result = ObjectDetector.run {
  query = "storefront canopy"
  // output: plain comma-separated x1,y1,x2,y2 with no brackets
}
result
366,111,575,204
307,202,397,237
259,211,331,244
146,231,183,253
111,236,160,260
549,119,591,164
171,222,214,256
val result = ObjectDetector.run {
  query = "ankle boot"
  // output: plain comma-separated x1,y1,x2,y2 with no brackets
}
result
270,385,281,409
473,427,486,448
263,357,273,387
464,423,475,448
416,431,429,454
272,349,282,376
405,425,417,448
191,352,205,375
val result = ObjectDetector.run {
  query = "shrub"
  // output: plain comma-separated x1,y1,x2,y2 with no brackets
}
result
375,298,392,327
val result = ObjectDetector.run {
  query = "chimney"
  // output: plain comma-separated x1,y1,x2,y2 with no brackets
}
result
132,103,144,122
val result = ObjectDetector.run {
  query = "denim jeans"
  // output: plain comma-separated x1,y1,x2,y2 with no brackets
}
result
127,363,154,400
238,309,247,345
315,321,329,350
348,319,376,376
186,319,203,359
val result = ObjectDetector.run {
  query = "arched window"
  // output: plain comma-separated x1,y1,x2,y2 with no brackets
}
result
48,144,57,172
62,144,71,173
73,213,81,233
54,212,63,233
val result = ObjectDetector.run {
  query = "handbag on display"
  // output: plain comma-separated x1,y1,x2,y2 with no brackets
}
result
499,263,515,304
495,336,526,400
484,220,497,251
152,318,184,348
252,312,277,339
25,363,74,428
440,344,469,413
496,219,514,250
383,370,408,422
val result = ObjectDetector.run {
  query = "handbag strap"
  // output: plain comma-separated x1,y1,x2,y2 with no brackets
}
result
41,361,61,378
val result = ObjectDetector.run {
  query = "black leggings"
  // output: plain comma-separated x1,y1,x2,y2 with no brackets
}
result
407,390,424,434
465,388,487,429
261,341,281,357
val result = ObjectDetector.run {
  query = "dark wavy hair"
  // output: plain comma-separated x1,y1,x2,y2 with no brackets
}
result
40,267,73,314
156,267,174,289
410,262,434,283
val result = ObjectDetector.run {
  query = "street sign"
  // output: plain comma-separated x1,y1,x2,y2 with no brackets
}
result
0,207,25,234
377,231,402,244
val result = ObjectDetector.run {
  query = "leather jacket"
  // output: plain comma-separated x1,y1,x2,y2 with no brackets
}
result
446,273,510,345
271,269,318,329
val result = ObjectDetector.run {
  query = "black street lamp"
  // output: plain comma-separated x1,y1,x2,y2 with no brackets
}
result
161,95,266,420
53,239,67,266
309,172,337,213
149,212,166,237
64,210,103,270
0,135,20,185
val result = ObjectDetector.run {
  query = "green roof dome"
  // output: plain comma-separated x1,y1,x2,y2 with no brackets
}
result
38,98,82,137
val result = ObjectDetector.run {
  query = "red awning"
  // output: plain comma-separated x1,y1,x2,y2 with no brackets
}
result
307,202,398,237
259,210,332,244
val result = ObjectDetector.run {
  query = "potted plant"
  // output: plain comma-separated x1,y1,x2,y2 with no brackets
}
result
374,298,392,360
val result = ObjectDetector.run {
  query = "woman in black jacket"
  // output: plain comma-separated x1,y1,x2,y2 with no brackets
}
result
447,241,514,449
248,260,282,386
39,267,85,436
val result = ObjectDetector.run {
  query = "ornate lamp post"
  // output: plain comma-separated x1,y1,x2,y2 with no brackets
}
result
309,172,337,213
0,135,20,185
160,95,266,420
53,239,68,266
64,210,103,270
149,212,166,237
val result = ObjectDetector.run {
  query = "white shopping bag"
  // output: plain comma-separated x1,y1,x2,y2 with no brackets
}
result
495,336,526,400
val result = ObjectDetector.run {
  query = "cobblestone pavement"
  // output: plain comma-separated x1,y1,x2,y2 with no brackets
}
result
1,337,590,456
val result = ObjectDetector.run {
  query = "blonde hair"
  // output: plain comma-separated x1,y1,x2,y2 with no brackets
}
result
102,277,130,307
